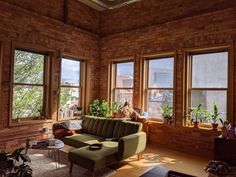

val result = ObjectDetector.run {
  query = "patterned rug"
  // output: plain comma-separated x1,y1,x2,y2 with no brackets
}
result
28,149,116,177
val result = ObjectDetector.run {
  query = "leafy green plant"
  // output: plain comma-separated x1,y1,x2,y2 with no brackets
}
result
111,101,122,113
201,109,211,123
211,102,220,124
189,104,202,122
161,105,173,121
89,99,110,118
0,148,32,177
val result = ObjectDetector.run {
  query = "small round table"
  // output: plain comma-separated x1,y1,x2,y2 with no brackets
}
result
28,138,64,169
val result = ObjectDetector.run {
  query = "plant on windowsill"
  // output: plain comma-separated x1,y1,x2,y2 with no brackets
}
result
189,104,202,128
89,99,110,118
201,109,211,124
111,101,122,118
161,105,173,124
0,148,32,177
211,102,220,131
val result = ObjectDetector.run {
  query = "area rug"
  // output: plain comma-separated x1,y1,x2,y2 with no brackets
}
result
28,149,116,177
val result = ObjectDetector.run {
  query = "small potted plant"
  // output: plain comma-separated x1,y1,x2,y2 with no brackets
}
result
111,101,122,118
211,102,220,130
189,104,202,128
201,109,211,124
161,105,173,124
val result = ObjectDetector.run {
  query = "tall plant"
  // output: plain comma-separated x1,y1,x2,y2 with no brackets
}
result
0,148,32,177
189,104,202,122
89,99,110,118
211,102,220,124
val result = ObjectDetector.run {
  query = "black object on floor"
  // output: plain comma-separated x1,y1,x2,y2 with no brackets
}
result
140,166,196,177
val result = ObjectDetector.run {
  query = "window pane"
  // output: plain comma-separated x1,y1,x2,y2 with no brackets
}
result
60,87,80,108
191,90,227,122
148,57,174,88
14,50,44,84
61,58,80,86
192,52,228,88
115,89,133,104
147,90,173,117
116,62,133,88
12,86,44,119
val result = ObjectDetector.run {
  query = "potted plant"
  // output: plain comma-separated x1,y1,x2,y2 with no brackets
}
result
189,104,202,128
0,148,32,177
161,105,173,124
89,99,110,118
111,101,122,117
201,109,211,124
211,102,220,130
77,106,82,115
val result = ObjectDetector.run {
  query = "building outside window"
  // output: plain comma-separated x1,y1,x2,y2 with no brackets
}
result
59,58,82,119
187,51,228,123
113,61,134,105
145,57,174,118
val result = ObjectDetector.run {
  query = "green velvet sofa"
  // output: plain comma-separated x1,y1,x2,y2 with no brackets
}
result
53,115,147,176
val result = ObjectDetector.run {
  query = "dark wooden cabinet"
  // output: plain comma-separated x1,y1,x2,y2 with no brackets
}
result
214,137,236,166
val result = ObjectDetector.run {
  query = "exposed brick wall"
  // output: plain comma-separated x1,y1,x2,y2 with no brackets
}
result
0,1,100,150
100,0,236,36
0,0,100,34
99,5,236,157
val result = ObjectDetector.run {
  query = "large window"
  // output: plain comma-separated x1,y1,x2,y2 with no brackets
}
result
187,51,228,122
12,49,48,121
145,57,174,118
59,58,82,119
113,61,134,104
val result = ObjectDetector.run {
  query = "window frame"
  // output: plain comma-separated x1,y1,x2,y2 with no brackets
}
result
142,52,176,122
184,45,234,126
10,45,51,126
58,55,86,121
109,58,134,106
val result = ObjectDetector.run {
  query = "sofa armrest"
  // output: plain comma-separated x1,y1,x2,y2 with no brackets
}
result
118,131,146,160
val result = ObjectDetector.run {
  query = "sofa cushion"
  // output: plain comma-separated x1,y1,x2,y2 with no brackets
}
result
69,141,118,170
61,120,82,130
61,133,104,148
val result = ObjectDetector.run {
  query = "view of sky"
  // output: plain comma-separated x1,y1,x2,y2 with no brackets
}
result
61,58,80,85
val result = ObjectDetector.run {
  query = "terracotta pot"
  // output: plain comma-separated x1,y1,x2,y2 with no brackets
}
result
193,121,199,128
112,112,117,118
212,123,218,130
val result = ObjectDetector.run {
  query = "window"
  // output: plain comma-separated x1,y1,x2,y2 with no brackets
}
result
145,57,174,118
59,58,82,119
187,51,228,123
12,49,48,121
112,61,134,104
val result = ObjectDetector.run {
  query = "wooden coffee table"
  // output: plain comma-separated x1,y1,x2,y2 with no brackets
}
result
28,138,64,169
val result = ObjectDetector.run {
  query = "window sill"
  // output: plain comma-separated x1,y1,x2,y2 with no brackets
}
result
10,119,52,127
184,124,221,132
58,116,81,122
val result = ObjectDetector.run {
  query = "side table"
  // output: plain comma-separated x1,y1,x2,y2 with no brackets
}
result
27,138,64,169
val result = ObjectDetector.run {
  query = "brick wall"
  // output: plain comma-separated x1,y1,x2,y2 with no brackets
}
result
0,0,100,150
0,0,100,34
99,3,236,157
100,0,236,36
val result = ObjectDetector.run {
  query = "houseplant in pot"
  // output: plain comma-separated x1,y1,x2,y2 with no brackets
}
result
201,109,211,124
89,99,110,118
189,104,202,128
161,105,173,124
0,148,32,177
211,102,220,130
111,101,122,118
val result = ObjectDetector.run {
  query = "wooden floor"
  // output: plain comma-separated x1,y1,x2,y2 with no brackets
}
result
110,143,209,177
